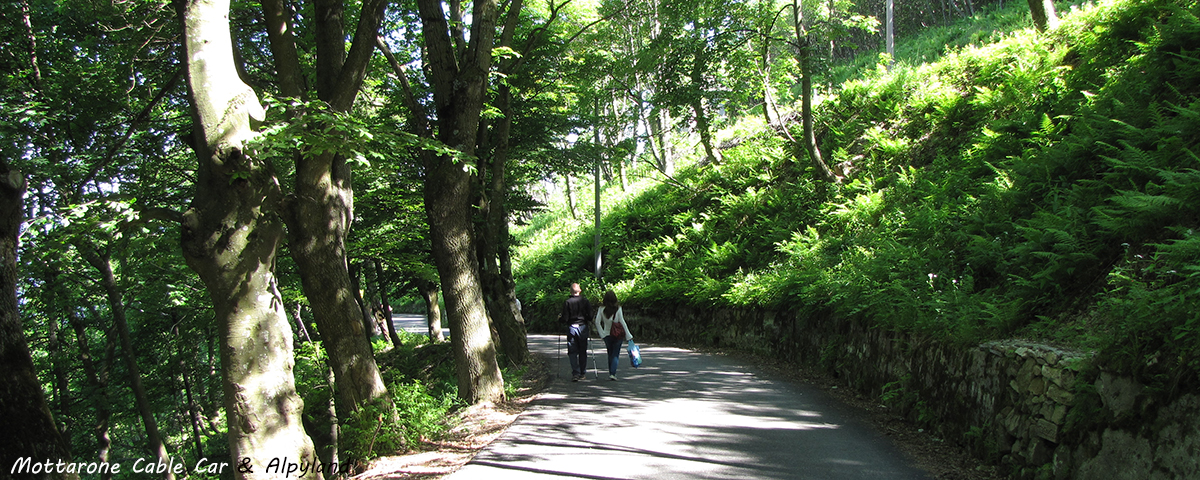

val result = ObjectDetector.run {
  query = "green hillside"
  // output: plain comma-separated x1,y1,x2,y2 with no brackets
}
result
515,0,1200,394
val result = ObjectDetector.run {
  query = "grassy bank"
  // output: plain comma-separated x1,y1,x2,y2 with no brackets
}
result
515,0,1200,397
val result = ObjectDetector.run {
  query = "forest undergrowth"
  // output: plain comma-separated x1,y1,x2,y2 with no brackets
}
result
515,0,1200,408
288,331,529,472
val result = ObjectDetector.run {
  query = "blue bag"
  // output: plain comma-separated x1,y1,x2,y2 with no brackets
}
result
628,340,642,368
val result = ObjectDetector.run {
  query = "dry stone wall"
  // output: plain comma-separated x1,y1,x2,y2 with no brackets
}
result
621,305,1200,479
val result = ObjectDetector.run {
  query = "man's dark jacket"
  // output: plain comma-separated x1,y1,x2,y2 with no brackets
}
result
560,295,592,325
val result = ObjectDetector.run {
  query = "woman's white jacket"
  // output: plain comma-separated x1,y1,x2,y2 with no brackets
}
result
594,306,633,341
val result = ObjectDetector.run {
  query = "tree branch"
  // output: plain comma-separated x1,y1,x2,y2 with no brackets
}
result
79,66,183,194
375,36,431,137
329,0,390,111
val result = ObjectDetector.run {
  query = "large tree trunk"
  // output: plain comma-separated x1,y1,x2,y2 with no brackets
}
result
478,83,528,365
285,152,392,413
267,0,396,417
417,0,506,404
76,243,172,480
0,164,76,478
177,0,319,476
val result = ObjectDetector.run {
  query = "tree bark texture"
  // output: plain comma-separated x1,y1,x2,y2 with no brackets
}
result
268,0,395,416
417,278,444,342
0,164,77,478
417,0,506,405
1027,0,1058,32
177,0,319,476
478,83,528,365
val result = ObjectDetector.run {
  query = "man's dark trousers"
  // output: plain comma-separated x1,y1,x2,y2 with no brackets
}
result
567,323,589,378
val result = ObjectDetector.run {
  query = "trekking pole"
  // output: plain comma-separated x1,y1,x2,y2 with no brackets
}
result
589,335,598,379
557,332,563,380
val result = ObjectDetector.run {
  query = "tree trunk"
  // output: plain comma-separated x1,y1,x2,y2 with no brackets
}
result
594,142,603,279
1027,0,1058,32
293,302,313,343
793,0,836,182
374,260,402,345
69,308,115,480
417,278,444,342
0,164,76,478
269,0,397,417
564,174,577,219
479,83,528,365
46,291,71,439
350,262,379,338
177,0,320,476
886,0,895,67
173,322,205,461
761,33,774,127
417,0,506,404
364,259,383,339
648,107,674,175
690,54,717,166
76,243,172,480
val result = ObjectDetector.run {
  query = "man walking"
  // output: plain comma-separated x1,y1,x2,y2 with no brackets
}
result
560,283,592,381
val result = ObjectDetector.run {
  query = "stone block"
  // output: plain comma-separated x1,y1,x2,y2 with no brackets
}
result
1004,410,1023,435
1031,418,1059,443
1050,405,1067,425
1040,403,1054,420
1046,383,1074,405
1042,366,1063,388
1029,377,1047,396
1016,359,1037,391
1043,350,1060,365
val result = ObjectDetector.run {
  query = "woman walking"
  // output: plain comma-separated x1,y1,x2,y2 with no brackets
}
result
594,290,633,380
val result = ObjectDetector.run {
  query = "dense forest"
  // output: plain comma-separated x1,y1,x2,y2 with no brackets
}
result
2,0,1197,477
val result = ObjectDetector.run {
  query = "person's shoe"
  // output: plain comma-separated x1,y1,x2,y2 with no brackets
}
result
609,375,617,381
572,374,580,382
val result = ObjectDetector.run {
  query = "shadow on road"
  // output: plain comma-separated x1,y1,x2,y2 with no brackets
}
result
446,335,931,480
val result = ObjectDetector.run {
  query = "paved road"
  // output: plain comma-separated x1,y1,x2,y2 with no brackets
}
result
392,313,449,338
446,334,932,480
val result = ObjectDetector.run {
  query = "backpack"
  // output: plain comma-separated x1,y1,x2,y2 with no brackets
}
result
609,319,625,339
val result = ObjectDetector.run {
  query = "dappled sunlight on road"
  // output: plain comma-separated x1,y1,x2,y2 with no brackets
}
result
444,335,930,479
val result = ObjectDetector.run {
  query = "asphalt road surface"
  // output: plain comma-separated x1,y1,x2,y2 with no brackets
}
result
391,313,449,338
445,334,932,480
